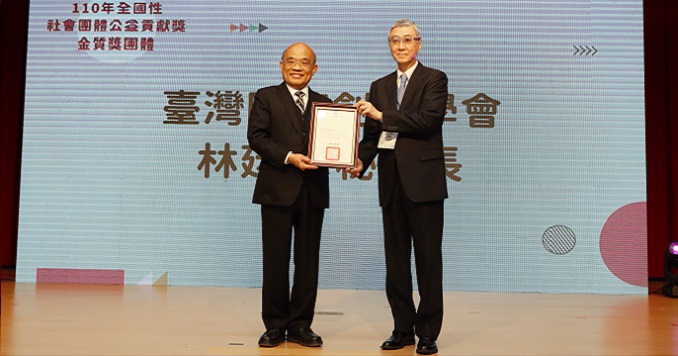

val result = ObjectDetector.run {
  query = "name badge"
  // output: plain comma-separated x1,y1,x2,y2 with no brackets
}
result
377,132,398,149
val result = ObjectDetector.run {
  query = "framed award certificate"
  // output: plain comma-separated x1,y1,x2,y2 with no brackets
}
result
307,103,360,168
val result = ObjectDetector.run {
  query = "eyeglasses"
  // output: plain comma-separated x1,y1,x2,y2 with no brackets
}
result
283,58,314,68
388,36,421,46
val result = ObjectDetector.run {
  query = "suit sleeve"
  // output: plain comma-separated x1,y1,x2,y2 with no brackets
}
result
247,89,289,169
357,81,382,176
382,70,448,135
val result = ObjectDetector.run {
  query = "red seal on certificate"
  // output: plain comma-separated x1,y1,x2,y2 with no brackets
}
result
325,146,340,160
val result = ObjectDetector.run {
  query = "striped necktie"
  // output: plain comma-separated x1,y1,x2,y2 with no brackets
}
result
294,91,305,116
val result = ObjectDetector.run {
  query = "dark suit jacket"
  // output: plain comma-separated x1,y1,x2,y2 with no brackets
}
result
248,83,332,208
358,63,449,206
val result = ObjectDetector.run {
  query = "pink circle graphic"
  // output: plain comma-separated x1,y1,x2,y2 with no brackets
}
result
599,202,647,287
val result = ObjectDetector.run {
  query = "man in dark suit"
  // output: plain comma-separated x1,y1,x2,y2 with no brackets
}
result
247,42,332,348
348,19,448,355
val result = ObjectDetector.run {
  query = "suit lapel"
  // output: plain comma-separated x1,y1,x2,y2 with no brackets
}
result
400,64,427,111
384,72,398,110
303,89,325,142
305,90,322,122
277,83,304,138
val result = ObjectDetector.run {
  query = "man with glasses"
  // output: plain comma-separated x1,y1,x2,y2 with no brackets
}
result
348,19,448,355
248,42,332,349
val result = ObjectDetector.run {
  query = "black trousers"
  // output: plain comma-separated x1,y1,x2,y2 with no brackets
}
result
260,186,324,331
382,171,444,340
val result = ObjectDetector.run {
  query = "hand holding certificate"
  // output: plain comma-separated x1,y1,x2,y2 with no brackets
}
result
307,103,360,168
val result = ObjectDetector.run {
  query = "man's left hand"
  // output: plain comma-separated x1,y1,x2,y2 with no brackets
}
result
344,158,364,179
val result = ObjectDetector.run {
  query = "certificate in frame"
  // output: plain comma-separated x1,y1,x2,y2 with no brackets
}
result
307,103,360,168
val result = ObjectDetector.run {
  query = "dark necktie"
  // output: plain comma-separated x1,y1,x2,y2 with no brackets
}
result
294,91,305,117
397,73,407,109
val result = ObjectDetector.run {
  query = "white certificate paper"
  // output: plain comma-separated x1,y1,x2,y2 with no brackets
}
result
308,103,360,168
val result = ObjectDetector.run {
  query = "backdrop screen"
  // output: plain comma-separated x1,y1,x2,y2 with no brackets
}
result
17,0,646,294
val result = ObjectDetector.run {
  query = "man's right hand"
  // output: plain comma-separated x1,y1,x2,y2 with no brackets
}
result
288,153,318,171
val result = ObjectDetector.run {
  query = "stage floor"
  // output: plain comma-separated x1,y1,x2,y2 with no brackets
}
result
1,279,677,355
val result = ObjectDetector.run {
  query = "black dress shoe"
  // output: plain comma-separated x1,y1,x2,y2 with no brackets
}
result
287,327,323,347
381,331,415,350
416,336,438,355
258,328,285,347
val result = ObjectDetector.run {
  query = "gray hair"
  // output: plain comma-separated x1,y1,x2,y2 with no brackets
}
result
389,19,421,38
